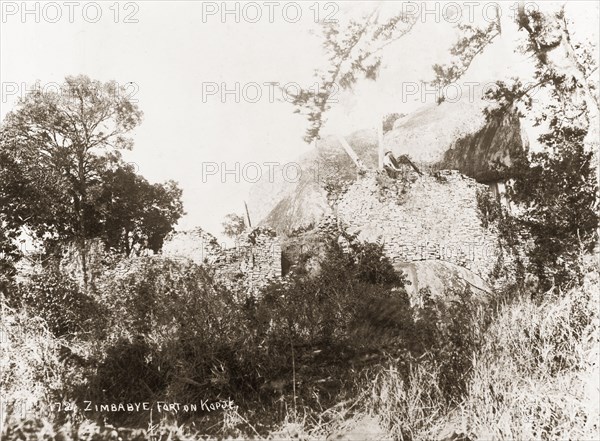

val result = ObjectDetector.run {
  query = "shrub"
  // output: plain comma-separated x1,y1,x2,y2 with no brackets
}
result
76,239,411,432
0,230,19,292
84,237,495,433
86,337,171,406
416,287,488,401
10,269,102,338
507,125,598,292
95,257,230,340
476,188,501,229
256,237,406,349
348,268,599,441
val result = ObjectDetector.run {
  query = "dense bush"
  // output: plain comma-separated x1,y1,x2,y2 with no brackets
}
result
506,126,598,293
9,269,102,338
65,240,413,430
87,337,171,406
95,257,230,339
357,268,599,441
81,258,237,417
416,287,489,401
4,269,598,441
0,230,19,292
3,233,560,438
30,234,492,435
239,239,410,408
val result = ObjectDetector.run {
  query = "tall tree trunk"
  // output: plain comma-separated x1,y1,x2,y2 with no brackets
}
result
77,151,89,291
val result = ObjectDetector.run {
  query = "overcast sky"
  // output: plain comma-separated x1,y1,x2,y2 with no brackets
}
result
1,1,598,240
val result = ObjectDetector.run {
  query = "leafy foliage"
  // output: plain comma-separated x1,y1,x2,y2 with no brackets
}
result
0,76,184,270
9,269,101,337
221,213,246,238
432,13,501,93
476,188,501,229
0,75,143,241
71,234,495,432
58,240,407,429
289,6,416,142
87,337,171,406
99,165,184,255
507,126,597,292
434,5,599,293
0,229,20,292
417,287,488,401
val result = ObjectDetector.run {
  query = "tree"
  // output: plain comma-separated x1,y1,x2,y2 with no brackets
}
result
0,141,28,291
222,213,246,238
434,3,598,152
289,5,417,142
99,164,185,256
515,4,599,152
507,125,597,291
432,3,599,291
0,127,72,240
431,7,501,93
0,75,143,287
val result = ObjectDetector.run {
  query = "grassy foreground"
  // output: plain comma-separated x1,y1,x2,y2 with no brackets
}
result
1,268,598,440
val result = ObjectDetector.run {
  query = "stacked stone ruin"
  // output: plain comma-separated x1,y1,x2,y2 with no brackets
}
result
161,228,222,265
212,227,282,291
162,226,282,293
163,167,501,291
335,170,499,279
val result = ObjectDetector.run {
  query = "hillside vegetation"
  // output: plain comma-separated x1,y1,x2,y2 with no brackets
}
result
1,238,598,440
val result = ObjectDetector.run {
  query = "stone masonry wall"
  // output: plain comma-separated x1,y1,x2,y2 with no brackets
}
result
336,170,499,279
162,228,222,265
214,228,282,292
162,227,282,293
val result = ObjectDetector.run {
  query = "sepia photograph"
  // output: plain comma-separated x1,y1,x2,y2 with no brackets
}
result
0,1,599,440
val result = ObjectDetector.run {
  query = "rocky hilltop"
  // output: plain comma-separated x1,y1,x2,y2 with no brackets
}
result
246,129,379,235
248,94,528,235
242,93,529,299
159,94,528,299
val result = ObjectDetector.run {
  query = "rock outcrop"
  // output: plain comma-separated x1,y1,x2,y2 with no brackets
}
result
247,129,378,235
249,96,527,233
438,110,528,182
396,260,493,305
384,89,528,181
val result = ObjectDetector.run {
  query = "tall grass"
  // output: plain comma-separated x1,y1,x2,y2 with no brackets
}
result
0,302,66,412
344,270,599,441
462,272,599,440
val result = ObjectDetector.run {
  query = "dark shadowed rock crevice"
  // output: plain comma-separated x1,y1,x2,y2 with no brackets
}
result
439,110,528,182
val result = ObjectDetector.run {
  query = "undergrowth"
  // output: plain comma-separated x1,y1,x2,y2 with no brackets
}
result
1,246,598,441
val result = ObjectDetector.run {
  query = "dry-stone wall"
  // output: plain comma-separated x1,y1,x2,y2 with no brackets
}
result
161,228,222,265
162,227,282,293
336,170,499,279
213,228,282,291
